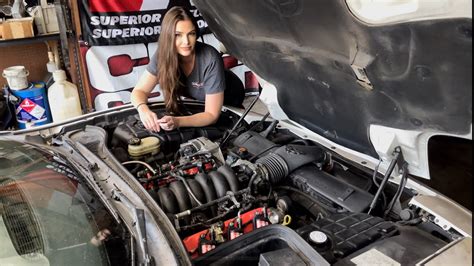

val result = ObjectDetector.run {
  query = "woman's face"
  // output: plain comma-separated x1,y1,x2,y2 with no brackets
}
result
175,19,197,58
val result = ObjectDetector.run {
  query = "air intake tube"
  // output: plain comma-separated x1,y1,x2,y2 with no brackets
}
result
256,145,328,184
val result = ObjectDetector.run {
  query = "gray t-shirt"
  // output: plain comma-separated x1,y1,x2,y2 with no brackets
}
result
146,42,225,101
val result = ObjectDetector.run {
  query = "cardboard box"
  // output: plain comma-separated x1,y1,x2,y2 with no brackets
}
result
0,21,3,39
2,17,35,40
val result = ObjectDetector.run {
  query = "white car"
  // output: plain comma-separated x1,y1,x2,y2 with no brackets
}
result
0,0,471,265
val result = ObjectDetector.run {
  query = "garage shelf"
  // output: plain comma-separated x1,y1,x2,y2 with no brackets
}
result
0,33,60,48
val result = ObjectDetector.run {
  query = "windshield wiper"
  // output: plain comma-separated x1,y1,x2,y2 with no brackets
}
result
112,189,152,266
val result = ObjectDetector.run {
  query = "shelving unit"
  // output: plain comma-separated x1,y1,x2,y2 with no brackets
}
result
0,33,60,47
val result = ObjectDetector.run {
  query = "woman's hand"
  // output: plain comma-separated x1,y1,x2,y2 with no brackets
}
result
138,107,161,132
131,71,161,131
158,116,179,131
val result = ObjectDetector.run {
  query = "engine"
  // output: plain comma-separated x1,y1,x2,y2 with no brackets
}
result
105,114,458,263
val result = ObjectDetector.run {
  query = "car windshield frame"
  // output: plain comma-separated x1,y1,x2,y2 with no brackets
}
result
0,140,131,266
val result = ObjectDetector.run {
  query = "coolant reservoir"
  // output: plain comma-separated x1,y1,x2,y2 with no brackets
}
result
48,70,82,122
128,137,161,158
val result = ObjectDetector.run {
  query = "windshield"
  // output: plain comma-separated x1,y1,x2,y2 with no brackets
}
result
0,140,130,266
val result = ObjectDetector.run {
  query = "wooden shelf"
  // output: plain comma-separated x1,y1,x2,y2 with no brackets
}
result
0,33,60,48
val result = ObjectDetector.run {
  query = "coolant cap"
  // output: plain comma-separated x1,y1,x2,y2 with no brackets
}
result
309,231,328,245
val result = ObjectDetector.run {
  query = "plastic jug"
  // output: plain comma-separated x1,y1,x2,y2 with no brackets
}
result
48,70,82,122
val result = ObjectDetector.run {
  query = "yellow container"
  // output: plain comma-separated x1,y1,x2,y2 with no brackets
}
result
128,137,161,158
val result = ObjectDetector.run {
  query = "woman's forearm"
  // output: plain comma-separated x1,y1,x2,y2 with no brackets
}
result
175,111,220,128
131,70,159,108
131,90,150,108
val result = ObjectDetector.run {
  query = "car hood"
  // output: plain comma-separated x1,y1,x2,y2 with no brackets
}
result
194,0,472,164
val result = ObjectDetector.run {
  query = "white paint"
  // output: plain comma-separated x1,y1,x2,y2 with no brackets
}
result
370,125,472,179
346,0,472,25
409,196,472,237
257,76,289,120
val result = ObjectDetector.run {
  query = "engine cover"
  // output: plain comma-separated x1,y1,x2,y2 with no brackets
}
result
288,165,373,212
297,213,398,263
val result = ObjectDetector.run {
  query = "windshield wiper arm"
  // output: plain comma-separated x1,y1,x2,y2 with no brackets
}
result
112,189,151,266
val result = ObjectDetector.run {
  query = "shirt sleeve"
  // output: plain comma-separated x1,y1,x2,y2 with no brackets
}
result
203,48,225,95
146,50,158,76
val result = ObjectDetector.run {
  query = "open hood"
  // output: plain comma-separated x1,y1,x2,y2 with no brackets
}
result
194,0,472,161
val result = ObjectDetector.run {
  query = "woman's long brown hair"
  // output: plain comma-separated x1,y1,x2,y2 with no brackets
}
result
157,6,199,114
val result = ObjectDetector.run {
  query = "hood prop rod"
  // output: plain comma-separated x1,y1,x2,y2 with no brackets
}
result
368,147,405,215
220,95,261,148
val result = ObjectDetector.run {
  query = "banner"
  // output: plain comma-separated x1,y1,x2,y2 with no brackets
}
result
78,0,259,111
79,0,208,46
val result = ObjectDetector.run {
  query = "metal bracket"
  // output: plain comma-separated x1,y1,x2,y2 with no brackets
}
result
350,46,375,91
226,191,241,209
392,146,407,174
55,0,70,70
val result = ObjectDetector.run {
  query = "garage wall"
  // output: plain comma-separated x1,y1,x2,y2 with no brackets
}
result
0,43,49,87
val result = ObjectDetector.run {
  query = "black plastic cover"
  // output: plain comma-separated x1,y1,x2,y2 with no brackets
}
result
233,131,279,157
289,165,373,212
194,224,329,266
297,213,398,263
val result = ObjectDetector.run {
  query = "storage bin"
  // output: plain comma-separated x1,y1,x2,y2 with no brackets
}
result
2,17,34,39
28,0,59,35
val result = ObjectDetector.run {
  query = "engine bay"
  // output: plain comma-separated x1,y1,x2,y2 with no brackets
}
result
67,105,466,264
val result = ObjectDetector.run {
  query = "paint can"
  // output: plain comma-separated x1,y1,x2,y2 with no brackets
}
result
10,81,52,129
2,66,30,90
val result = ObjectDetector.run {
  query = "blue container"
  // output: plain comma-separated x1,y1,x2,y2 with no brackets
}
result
11,81,52,129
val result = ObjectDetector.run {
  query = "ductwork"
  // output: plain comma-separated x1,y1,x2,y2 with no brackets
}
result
256,145,328,184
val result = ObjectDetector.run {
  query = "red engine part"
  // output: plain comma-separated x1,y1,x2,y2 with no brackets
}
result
183,207,269,258
182,162,215,176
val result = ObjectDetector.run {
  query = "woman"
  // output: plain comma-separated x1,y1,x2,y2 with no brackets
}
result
131,6,226,132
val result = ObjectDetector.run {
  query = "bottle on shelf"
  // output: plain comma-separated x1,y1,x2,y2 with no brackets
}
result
48,69,82,122
46,51,58,73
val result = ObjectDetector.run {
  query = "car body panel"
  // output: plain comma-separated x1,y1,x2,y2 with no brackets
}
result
194,0,472,174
